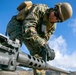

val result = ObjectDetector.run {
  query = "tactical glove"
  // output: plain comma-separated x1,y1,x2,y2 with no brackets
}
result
38,43,55,62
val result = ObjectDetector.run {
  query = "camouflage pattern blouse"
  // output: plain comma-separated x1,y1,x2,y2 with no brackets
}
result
6,4,57,55
23,4,56,40
22,4,57,54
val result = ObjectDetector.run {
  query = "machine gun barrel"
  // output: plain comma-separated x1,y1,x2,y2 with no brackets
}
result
17,52,69,74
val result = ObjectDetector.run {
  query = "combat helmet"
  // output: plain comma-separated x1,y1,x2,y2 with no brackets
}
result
55,2,73,22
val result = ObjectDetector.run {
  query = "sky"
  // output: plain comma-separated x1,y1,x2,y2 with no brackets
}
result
0,0,76,72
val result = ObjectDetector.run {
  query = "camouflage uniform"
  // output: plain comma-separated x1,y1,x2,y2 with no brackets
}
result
6,4,56,56
6,4,56,75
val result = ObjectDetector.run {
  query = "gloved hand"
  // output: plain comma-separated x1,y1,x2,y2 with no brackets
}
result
38,43,55,62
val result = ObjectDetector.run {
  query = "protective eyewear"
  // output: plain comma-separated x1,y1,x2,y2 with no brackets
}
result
54,11,62,22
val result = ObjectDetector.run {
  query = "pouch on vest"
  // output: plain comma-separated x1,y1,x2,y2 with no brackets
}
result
16,1,32,21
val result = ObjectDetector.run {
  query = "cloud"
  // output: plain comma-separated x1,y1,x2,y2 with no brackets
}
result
68,18,76,35
47,35,76,71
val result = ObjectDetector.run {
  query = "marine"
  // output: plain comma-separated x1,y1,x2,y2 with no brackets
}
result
6,1,73,75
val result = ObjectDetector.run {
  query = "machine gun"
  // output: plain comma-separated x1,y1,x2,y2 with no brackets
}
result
0,33,69,74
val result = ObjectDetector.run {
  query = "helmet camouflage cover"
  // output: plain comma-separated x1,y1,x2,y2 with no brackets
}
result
55,2,73,22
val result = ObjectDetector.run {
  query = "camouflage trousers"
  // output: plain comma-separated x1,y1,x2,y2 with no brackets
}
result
6,15,46,55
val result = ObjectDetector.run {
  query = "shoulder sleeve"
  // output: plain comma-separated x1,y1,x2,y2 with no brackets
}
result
23,4,49,27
